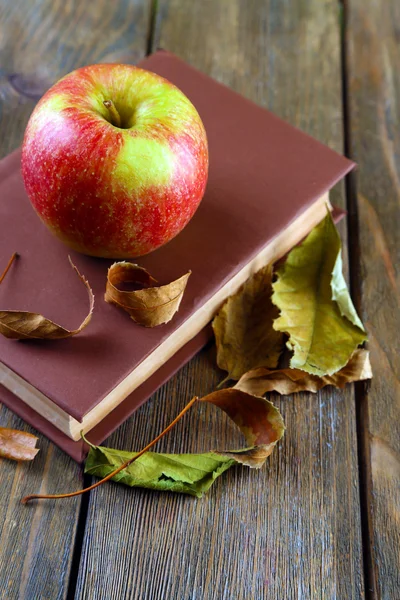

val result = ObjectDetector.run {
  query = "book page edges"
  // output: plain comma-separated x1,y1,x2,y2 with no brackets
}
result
0,192,330,440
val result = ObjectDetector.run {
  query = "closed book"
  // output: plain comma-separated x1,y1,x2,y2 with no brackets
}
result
0,50,354,461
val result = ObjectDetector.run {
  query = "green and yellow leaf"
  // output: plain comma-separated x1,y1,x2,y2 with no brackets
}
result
85,448,235,498
272,213,366,375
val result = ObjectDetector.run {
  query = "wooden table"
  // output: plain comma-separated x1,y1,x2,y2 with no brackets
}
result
1,1,398,598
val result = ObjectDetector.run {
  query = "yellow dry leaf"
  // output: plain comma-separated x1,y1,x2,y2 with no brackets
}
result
272,213,366,375
235,348,372,396
212,264,284,381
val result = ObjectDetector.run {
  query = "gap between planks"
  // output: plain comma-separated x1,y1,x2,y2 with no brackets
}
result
146,0,159,56
61,3,373,598
340,0,377,598
66,475,92,600
66,2,161,595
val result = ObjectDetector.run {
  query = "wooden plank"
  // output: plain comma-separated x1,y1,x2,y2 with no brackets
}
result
0,0,152,158
0,1,151,598
0,403,83,599
75,1,365,598
347,0,400,596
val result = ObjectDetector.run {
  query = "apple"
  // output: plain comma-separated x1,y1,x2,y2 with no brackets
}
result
21,64,208,258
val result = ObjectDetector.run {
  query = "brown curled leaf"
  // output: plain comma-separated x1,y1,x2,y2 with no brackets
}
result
235,348,372,396
0,427,39,461
105,261,191,327
212,264,285,383
201,387,285,467
0,256,94,340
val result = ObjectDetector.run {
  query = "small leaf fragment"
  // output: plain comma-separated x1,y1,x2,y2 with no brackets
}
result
0,427,39,461
0,257,94,340
84,388,285,497
235,348,372,396
212,264,284,381
272,213,366,375
105,262,190,327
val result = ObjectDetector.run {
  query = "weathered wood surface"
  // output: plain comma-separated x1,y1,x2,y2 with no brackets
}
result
74,1,365,598
0,1,151,599
347,0,400,597
0,404,82,600
4,0,399,598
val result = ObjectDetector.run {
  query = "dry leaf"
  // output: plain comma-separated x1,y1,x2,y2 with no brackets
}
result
212,264,284,382
0,427,39,461
0,257,94,340
201,387,285,467
84,388,285,497
272,213,366,375
85,448,235,498
235,348,372,396
24,389,285,502
105,261,190,327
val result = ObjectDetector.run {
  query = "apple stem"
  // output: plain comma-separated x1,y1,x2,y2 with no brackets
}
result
0,252,19,285
103,100,122,128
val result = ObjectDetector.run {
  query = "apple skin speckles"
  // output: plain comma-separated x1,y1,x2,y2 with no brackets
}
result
21,64,208,258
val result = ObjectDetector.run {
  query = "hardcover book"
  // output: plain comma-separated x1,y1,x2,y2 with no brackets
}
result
0,50,354,461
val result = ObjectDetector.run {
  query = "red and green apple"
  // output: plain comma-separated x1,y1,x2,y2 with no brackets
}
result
21,64,208,258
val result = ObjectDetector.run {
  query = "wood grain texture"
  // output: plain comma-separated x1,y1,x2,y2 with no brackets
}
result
0,403,82,600
0,1,151,598
347,0,400,597
75,1,364,598
0,0,152,158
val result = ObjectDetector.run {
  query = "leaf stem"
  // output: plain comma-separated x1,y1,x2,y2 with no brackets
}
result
21,396,198,504
217,374,232,389
80,431,97,449
103,100,122,127
0,252,18,285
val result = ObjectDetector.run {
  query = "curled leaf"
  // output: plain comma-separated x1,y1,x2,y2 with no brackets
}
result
105,262,190,327
201,388,285,457
0,427,39,461
201,388,285,468
235,348,372,396
84,388,285,497
0,257,94,340
212,264,284,382
272,213,366,376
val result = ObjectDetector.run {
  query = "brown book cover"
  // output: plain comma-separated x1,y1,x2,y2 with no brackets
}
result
0,51,354,461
